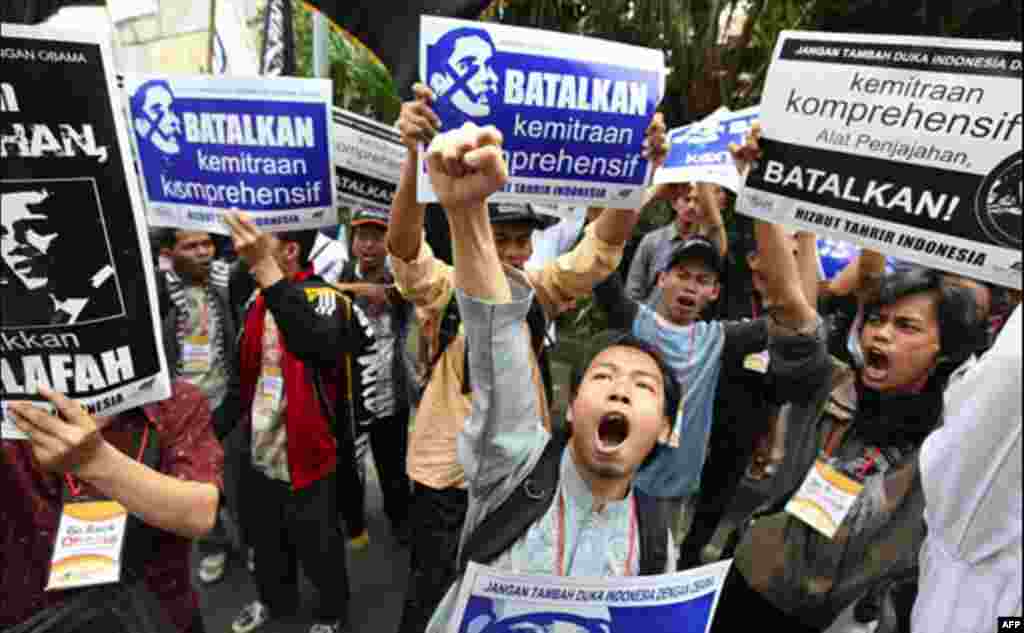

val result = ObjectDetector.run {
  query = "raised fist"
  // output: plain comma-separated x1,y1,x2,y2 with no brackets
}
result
425,122,508,215
396,83,441,151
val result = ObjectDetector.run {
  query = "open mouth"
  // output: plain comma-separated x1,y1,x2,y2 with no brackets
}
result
677,296,697,310
864,347,891,383
596,412,630,452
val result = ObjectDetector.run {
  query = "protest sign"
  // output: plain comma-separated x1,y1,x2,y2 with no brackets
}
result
124,74,336,235
1,24,171,433
656,106,760,193
448,560,731,633
739,31,1022,289
417,16,666,208
333,107,405,218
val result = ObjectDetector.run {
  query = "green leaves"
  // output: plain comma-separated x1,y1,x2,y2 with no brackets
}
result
284,2,401,124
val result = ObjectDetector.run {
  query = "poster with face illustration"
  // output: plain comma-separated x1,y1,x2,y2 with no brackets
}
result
417,17,666,208
1,24,170,435
123,74,336,235
448,561,731,633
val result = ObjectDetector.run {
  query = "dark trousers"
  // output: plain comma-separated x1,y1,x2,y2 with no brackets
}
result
397,483,468,633
196,508,233,556
246,468,350,623
337,411,412,536
709,566,817,633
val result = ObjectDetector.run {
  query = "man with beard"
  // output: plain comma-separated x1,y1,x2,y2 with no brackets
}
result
1,187,120,328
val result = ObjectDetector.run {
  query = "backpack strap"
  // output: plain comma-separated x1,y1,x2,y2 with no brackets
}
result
634,490,670,576
457,426,571,574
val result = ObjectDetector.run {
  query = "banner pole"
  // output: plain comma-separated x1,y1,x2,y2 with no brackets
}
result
207,0,219,73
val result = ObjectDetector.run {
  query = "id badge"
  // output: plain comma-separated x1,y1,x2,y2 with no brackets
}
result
46,501,128,591
743,350,770,374
785,459,864,539
252,370,284,431
182,334,212,374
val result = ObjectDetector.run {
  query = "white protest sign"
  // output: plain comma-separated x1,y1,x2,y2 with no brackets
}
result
418,16,666,208
124,74,337,235
656,106,760,193
448,560,732,633
739,31,1022,289
333,107,405,217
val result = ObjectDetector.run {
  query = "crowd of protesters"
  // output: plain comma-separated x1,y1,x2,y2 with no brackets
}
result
2,26,1021,633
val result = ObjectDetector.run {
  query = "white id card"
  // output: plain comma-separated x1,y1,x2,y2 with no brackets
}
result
46,501,128,591
785,459,864,539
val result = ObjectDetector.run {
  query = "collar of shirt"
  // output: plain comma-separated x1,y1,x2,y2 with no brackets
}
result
561,446,633,519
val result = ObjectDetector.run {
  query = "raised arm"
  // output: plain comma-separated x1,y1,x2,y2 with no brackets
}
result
425,123,547,494
531,114,669,317
225,213,368,363
695,182,728,258
386,85,456,314
388,84,439,263
826,248,887,301
795,231,821,309
731,124,818,332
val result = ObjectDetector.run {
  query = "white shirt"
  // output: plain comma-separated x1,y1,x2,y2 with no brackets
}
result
311,231,349,283
525,206,586,271
913,305,1022,632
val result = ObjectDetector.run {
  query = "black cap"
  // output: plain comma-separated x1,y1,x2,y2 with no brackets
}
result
664,237,722,275
487,202,561,231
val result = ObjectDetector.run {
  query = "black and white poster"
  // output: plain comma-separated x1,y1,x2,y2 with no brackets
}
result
333,107,405,219
1,24,171,438
739,31,1022,289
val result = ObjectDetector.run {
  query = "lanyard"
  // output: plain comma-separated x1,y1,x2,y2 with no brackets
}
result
198,292,210,337
554,490,638,577
64,424,150,499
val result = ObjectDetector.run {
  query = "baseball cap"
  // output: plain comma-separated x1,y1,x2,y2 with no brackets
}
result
664,236,722,275
351,207,389,228
487,202,561,231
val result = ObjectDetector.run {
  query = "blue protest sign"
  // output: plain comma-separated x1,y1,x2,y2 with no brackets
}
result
655,106,759,193
417,16,666,208
449,561,731,633
124,75,336,234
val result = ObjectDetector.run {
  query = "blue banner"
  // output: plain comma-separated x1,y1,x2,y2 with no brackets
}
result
418,17,666,208
124,75,336,234
449,561,731,633
655,107,759,193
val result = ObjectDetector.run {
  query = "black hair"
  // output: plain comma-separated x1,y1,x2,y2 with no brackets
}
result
427,26,497,79
152,227,181,251
863,268,987,385
569,330,681,423
276,230,318,266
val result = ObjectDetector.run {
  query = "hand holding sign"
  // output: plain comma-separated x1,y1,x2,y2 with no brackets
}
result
728,121,763,177
9,387,107,477
643,112,670,168
426,122,509,214
397,84,442,151
225,212,285,289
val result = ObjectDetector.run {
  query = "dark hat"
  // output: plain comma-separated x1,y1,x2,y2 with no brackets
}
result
487,202,561,231
664,236,723,275
351,207,389,228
